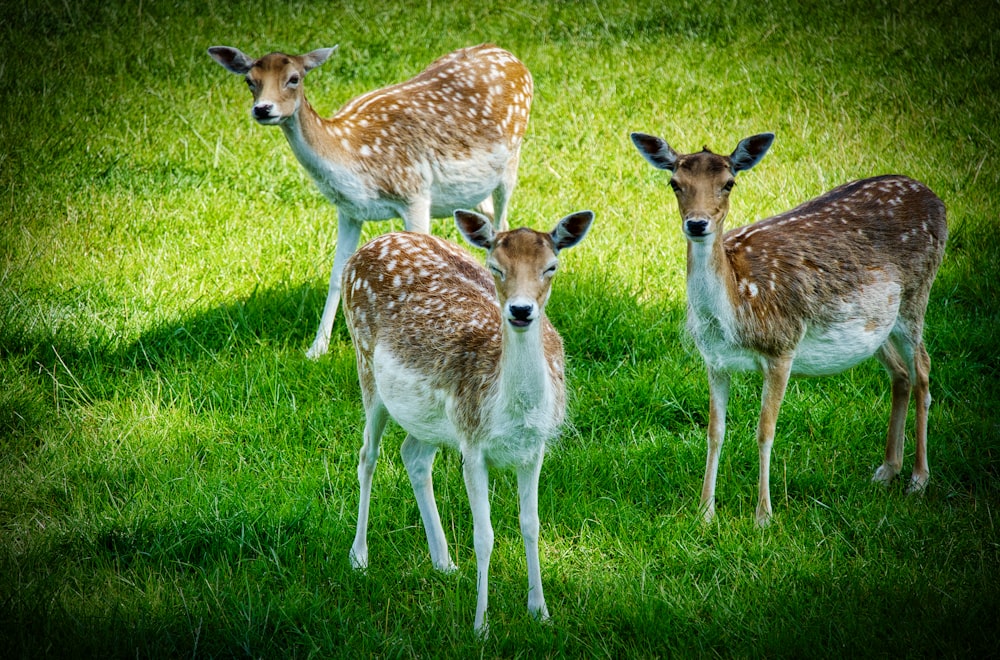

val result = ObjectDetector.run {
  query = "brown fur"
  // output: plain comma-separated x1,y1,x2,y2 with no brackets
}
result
209,43,534,359
342,230,565,446
632,131,948,524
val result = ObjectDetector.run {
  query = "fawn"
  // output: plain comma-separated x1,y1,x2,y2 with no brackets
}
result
208,44,533,358
343,209,593,633
632,131,947,525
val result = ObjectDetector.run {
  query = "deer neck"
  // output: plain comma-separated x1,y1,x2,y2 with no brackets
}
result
278,97,347,182
686,230,739,328
494,319,555,431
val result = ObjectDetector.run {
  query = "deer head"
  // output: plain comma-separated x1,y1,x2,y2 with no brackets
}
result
631,132,774,241
208,46,337,125
455,209,593,332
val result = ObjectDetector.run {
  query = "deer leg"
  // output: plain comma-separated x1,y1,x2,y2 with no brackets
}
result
755,356,792,526
350,395,389,570
908,342,931,493
462,451,493,637
516,450,549,622
476,195,497,228
400,197,431,235
700,367,731,523
489,155,519,232
307,212,363,359
400,435,456,572
873,341,911,486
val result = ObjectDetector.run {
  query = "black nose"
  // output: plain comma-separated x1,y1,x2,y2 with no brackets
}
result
253,104,273,120
686,219,709,237
510,305,533,321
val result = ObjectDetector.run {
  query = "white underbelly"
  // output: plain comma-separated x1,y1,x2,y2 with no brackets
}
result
792,278,901,376
334,195,401,221
428,156,505,215
693,279,901,377
791,317,894,376
373,347,461,448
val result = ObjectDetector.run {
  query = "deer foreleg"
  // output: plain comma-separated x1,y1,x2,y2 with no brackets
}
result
462,451,493,638
307,212,363,359
756,356,792,526
700,367,731,522
517,450,549,622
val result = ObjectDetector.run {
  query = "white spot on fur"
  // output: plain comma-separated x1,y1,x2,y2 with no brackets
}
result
738,279,759,297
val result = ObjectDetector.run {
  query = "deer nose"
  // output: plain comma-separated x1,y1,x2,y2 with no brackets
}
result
685,219,710,237
508,303,534,329
252,103,275,120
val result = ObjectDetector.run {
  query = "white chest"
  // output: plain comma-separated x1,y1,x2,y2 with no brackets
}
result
479,379,559,466
686,248,763,372
688,310,763,372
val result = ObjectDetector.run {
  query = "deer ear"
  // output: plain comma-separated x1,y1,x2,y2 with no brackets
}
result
551,211,594,252
455,210,495,250
631,132,678,171
731,133,774,172
302,46,338,72
208,46,255,75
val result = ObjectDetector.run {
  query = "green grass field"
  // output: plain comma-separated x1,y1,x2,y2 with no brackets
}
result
2,0,998,656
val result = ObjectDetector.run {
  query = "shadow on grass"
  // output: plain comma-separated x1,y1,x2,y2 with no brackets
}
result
3,254,999,656
120,281,341,371
2,260,684,414
0,517,358,656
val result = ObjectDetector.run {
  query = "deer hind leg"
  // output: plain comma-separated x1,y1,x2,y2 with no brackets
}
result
908,342,931,493
755,356,792,526
487,154,520,232
516,451,549,622
307,213,363,360
351,393,389,570
462,451,494,637
400,435,456,572
476,195,497,228
400,197,431,235
873,339,913,487
700,367,731,523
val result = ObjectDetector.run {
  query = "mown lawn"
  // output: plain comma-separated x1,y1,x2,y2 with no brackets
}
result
2,0,998,656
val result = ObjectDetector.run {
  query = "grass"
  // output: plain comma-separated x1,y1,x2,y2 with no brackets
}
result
2,0,999,656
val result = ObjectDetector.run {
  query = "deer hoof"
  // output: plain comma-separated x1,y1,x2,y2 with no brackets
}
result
872,463,898,487
906,473,929,495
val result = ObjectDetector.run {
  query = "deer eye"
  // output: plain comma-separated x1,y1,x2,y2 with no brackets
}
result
722,180,736,193
488,264,505,281
543,263,558,278
245,77,257,90
668,179,681,193
287,74,300,87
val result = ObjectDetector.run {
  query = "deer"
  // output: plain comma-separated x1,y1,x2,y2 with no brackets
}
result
207,44,533,359
342,208,593,635
631,131,948,526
